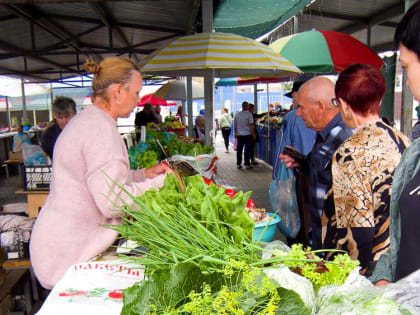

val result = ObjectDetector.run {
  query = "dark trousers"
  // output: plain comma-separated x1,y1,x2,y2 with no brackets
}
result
236,135,253,166
221,127,231,150
249,132,259,161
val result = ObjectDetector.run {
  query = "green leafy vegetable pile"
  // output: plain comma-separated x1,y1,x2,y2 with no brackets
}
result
164,115,178,122
129,130,214,170
122,262,310,315
275,244,359,290
166,138,214,157
137,151,157,169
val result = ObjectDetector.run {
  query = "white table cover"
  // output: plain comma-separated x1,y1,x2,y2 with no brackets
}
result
37,260,144,315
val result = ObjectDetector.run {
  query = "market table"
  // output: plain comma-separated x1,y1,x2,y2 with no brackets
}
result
15,189,48,218
36,260,144,315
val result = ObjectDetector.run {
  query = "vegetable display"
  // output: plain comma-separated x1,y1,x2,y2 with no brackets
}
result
166,138,214,157
128,131,214,170
106,174,387,314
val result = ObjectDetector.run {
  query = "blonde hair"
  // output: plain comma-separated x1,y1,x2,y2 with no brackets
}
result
83,57,140,103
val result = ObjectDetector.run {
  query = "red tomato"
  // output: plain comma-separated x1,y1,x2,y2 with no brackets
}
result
202,177,214,185
246,199,256,208
225,189,237,198
108,289,123,299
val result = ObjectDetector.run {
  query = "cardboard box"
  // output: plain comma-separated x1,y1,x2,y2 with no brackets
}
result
8,151,23,162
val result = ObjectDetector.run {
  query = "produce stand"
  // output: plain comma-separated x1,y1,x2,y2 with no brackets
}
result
34,173,420,314
128,128,217,179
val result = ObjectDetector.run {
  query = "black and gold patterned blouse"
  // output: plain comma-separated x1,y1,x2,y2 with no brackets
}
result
322,120,410,276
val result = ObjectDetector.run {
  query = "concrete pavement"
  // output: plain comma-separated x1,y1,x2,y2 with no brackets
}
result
213,135,273,212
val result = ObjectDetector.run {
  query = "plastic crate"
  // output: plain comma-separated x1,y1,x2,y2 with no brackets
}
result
24,166,52,191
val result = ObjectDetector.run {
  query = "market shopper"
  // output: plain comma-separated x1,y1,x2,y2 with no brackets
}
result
323,64,410,276
275,80,316,156
30,57,171,289
273,80,316,246
220,108,232,152
371,1,420,285
135,102,158,140
234,101,256,169
248,103,266,165
280,77,353,250
41,96,76,159
153,104,163,123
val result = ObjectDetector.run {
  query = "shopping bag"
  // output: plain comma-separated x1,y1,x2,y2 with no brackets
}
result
269,161,301,238
233,138,238,151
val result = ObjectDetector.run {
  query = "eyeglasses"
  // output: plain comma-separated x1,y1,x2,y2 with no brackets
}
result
331,98,339,107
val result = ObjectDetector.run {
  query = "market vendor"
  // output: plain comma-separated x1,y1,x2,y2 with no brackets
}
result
248,103,266,165
30,57,172,289
41,96,76,159
135,102,158,141
193,115,205,143
12,124,31,154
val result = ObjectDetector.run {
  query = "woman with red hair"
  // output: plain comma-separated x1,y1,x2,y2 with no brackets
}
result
322,64,410,276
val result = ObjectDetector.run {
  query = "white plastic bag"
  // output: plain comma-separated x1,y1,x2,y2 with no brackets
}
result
22,143,51,166
315,268,408,315
382,269,420,314
264,266,315,310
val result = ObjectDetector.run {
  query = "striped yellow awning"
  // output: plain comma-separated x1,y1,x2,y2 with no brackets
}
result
140,32,301,78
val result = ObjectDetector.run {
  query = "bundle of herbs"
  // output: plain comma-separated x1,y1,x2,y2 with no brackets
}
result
109,174,260,275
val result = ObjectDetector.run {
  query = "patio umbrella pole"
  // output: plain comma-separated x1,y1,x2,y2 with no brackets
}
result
253,83,258,112
204,71,214,146
182,100,186,126
187,77,193,138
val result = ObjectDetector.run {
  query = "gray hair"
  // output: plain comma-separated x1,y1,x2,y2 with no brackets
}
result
52,96,76,117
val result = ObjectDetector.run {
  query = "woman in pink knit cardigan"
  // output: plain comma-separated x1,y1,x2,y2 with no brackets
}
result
30,57,171,289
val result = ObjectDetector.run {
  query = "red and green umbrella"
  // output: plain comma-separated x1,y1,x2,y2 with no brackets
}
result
269,30,384,73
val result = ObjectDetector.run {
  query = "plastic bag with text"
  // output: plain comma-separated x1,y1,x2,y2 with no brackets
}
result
36,260,144,315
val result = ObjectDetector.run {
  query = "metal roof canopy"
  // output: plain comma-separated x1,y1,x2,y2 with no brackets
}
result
0,0,201,85
262,0,409,54
0,0,415,85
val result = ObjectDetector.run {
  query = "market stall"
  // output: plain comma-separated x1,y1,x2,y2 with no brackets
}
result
35,173,420,314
